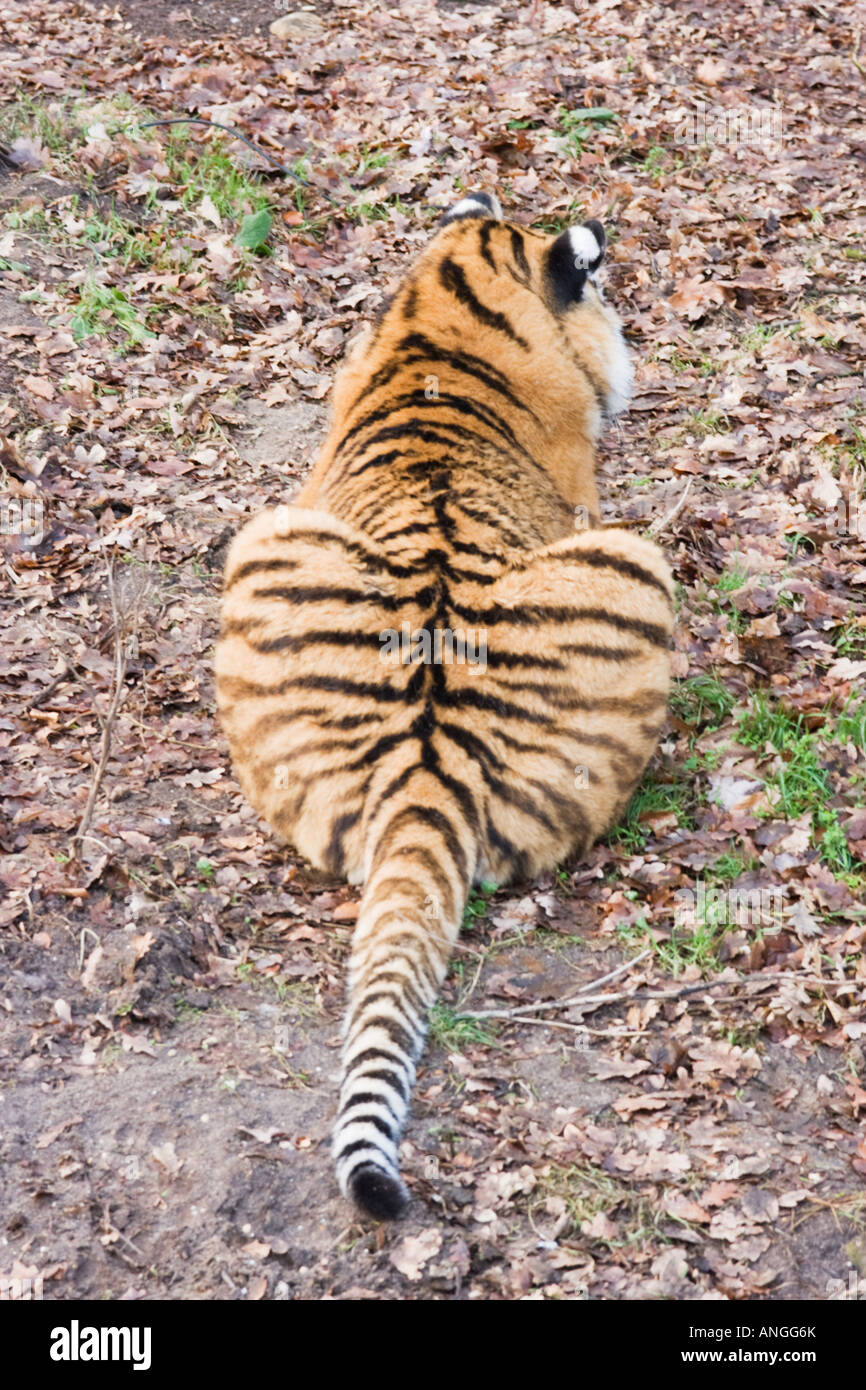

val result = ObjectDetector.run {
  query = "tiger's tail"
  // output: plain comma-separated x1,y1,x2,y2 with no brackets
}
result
333,803,473,1220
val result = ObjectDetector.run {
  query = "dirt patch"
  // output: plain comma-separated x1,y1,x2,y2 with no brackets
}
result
111,0,307,41
2,908,863,1300
232,396,329,472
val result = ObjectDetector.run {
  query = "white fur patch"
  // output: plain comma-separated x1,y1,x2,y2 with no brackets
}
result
601,306,634,418
568,224,603,272
447,193,502,221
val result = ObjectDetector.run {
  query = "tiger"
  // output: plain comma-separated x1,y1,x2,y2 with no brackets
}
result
215,191,674,1221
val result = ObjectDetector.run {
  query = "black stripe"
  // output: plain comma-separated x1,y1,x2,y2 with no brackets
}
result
485,815,530,880
397,333,538,419
358,965,432,1013
336,1111,395,1140
339,388,532,464
339,1092,401,1121
437,718,504,774
568,729,639,757
335,1138,391,1161
434,684,549,724
491,726,583,777
374,804,470,886
371,520,434,544
278,670,425,704
355,943,441,1001
346,992,421,1043
353,1067,410,1103
351,1014,418,1057
338,447,406,482
340,420,477,468
237,628,385,655
245,716,372,751
482,649,565,670
448,599,671,648
447,498,529,547
224,557,299,589
325,808,361,875
559,643,642,661
241,581,437,613
510,227,530,282
369,845,457,920
518,545,672,601
352,974,429,1024
438,256,529,348
344,1045,412,1076
478,221,497,272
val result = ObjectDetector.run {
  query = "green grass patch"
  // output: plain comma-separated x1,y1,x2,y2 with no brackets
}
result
737,694,863,878
556,105,618,158
429,1003,498,1052
688,406,730,436
70,274,154,348
716,561,748,594
462,880,498,932
709,851,758,883
530,196,584,234
159,127,272,220
610,770,695,852
529,1163,661,1249
833,618,866,658
670,674,735,730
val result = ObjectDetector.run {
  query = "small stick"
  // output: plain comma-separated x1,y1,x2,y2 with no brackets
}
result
71,555,141,859
572,948,651,995
458,948,655,1020
458,970,858,1021
648,478,692,537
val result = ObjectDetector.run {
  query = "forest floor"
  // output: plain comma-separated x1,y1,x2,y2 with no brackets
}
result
0,0,864,1301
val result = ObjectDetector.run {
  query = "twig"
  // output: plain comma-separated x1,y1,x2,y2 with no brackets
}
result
648,478,692,537
572,948,652,994
71,554,147,859
12,603,91,710
28,645,90,709
458,947,651,1020
118,117,312,184
481,1016,589,1034
458,970,858,1022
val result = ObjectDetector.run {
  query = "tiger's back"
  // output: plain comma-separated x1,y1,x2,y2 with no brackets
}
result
216,193,674,1219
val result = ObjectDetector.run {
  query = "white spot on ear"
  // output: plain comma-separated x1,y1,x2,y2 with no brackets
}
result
445,193,503,222
568,225,603,271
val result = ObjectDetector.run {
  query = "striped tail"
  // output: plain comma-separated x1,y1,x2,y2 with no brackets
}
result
333,804,473,1219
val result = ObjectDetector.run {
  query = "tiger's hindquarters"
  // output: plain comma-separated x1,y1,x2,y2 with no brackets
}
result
333,807,470,1219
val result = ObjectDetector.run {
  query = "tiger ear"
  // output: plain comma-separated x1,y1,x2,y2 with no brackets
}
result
546,220,606,309
440,191,503,225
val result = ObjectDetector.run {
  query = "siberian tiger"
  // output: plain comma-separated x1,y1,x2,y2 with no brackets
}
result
215,192,674,1220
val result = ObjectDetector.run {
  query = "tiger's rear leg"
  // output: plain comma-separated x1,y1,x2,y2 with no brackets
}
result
465,524,676,876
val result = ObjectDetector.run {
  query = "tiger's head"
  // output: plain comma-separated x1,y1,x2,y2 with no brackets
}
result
329,190,633,519
431,191,633,424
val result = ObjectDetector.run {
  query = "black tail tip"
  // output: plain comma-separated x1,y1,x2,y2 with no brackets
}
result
349,1164,409,1221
